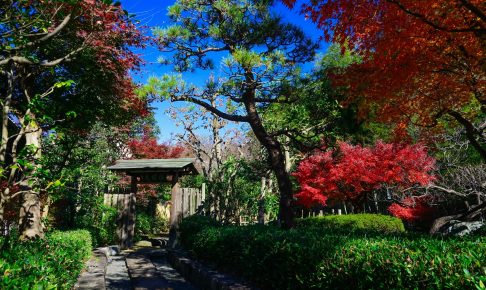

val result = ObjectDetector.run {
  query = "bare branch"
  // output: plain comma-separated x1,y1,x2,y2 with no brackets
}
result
387,0,485,33
0,45,84,67
427,184,468,198
9,14,72,51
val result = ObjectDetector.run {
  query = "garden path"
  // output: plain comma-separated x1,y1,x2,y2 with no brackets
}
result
75,242,197,290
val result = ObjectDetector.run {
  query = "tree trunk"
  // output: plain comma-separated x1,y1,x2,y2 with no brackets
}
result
284,136,292,173
0,66,14,164
18,115,43,239
0,192,5,234
271,148,294,228
448,111,486,161
19,184,43,239
244,100,294,228
258,176,266,224
373,192,379,213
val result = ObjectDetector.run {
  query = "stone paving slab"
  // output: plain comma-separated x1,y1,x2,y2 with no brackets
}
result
126,250,172,290
76,243,198,290
106,255,131,290
74,249,107,290
152,254,197,290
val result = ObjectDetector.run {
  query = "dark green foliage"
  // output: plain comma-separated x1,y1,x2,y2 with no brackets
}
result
42,124,125,247
83,205,118,247
295,214,406,233
179,215,221,250
0,230,92,289
202,157,279,224
179,215,485,290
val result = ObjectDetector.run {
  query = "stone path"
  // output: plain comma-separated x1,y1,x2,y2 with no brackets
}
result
106,255,131,290
75,244,197,290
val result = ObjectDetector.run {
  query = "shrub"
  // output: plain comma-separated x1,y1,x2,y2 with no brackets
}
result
179,216,485,290
89,205,118,247
135,212,152,242
135,212,169,242
0,230,92,289
295,214,405,233
179,215,220,249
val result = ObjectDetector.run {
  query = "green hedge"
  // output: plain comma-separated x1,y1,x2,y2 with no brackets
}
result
179,215,485,290
295,214,405,233
0,230,92,289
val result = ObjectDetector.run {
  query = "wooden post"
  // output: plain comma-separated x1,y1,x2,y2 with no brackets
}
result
191,189,196,215
169,173,180,248
120,176,137,250
181,188,185,218
128,177,137,247
169,174,180,228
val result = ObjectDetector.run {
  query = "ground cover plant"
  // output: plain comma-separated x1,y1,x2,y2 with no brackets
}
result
179,215,486,290
0,230,92,289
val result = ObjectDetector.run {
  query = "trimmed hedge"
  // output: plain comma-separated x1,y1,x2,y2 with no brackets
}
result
179,215,486,290
295,214,406,233
0,230,92,289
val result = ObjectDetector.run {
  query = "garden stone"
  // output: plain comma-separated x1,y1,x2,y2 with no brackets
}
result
446,220,484,236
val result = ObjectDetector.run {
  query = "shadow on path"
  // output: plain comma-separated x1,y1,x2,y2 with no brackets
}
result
75,240,197,290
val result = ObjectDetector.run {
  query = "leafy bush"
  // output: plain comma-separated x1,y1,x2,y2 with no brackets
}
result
135,212,152,241
0,230,92,289
87,205,118,247
295,214,405,233
179,215,485,290
179,215,221,249
135,212,169,242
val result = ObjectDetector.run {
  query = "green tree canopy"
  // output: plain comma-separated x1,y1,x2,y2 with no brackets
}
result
142,0,317,227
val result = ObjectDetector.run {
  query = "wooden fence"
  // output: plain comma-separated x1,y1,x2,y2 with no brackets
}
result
104,193,131,210
172,187,204,219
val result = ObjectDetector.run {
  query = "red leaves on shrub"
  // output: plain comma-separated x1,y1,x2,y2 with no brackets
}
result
388,196,437,222
293,141,436,208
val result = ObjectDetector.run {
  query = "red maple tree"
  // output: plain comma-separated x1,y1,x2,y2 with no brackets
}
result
128,132,186,159
293,141,436,208
282,0,485,160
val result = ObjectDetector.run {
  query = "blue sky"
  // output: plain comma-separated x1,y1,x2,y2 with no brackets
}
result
121,0,327,141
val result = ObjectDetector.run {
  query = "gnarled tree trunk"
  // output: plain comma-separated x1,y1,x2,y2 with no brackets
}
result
18,115,43,239
245,99,294,228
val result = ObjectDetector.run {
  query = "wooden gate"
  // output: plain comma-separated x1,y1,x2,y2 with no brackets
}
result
104,187,204,215
103,189,135,247
103,186,205,240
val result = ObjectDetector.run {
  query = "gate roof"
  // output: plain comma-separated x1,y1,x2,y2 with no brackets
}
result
107,158,198,176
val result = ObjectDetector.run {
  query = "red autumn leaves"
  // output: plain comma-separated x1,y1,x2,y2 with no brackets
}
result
128,134,186,159
293,141,436,212
281,0,485,128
